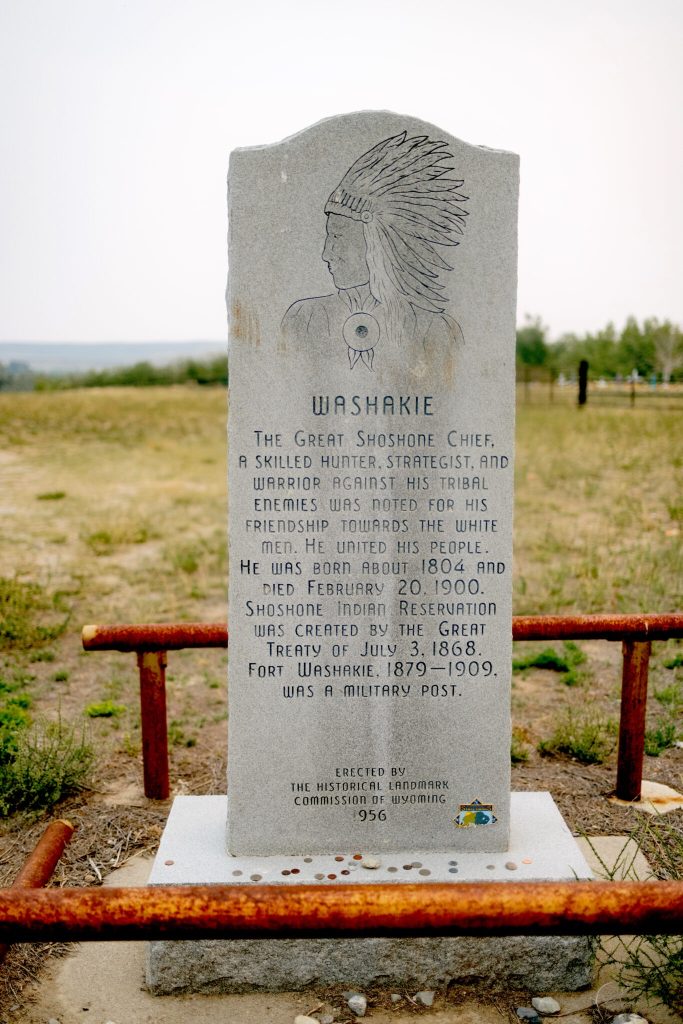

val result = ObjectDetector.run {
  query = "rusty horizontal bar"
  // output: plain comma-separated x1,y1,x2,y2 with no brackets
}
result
82,622,229,652
512,613,683,641
0,819,74,963
82,614,683,653
0,881,681,942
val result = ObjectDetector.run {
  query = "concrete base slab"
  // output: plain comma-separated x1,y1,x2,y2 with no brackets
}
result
146,792,596,994
148,791,592,887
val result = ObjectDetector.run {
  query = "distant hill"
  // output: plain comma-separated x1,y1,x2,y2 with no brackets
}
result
0,341,226,374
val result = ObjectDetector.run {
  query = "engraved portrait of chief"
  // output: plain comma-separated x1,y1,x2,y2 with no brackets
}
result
282,131,468,374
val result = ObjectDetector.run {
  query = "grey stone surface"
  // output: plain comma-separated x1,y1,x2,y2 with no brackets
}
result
227,111,519,856
146,793,595,994
147,933,594,995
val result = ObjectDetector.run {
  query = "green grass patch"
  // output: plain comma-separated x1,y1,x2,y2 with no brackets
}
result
36,490,66,501
85,700,127,719
171,542,202,574
654,680,682,710
512,641,586,685
0,697,32,749
53,670,69,682
0,577,69,649
84,519,155,555
168,719,197,748
29,649,55,663
644,721,678,757
1,678,34,755
513,648,571,672
0,717,94,816
0,677,92,816
538,708,616,764
664,653,683,669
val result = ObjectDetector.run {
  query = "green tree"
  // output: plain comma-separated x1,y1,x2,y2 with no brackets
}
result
617,317,655,378
649,319,683,383
516,315,548,367
581,322,618,378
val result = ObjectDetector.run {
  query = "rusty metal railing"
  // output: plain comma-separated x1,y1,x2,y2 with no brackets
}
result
0,880,681,943
0,622,677,952
0,831,680,946
82,614,683,803
0,819,74,963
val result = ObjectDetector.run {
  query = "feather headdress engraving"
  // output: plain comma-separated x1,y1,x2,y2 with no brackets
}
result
283,131,468,371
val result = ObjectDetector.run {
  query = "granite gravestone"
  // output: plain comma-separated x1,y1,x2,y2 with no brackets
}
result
146,113,594,995
227,111,517,856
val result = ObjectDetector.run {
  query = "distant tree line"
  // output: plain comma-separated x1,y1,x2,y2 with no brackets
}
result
3,321,682,391
0,354,228,392
0,361,34,391
517,316,683,382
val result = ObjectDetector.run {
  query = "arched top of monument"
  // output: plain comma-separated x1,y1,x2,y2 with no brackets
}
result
229,110,518,163
227,109,519,383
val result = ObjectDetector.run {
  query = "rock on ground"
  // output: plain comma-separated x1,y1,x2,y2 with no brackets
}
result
347,993,368,1017
414,991,435,1006
532,996,561,1014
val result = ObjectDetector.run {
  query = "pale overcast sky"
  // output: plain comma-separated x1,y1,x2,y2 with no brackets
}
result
0,0,681,344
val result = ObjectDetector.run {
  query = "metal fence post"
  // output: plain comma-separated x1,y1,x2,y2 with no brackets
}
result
616,639,651,802
137,650,170,800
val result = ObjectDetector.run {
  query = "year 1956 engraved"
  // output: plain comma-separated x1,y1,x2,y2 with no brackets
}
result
356,808,387,822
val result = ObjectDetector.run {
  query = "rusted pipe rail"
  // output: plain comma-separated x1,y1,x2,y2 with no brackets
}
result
0,880,681,942
82,614,683,651
82,622,229,652
0,819,74,963
82,614,683,803
513,613,683,641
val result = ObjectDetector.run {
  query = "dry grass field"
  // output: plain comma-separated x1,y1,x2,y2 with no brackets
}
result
0,385,681,810
0,385,681,1016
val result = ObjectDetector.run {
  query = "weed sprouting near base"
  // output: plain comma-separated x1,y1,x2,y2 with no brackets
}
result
0,678,93,815
0,716,94,816
538,708,616,764
591,815,683,1015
